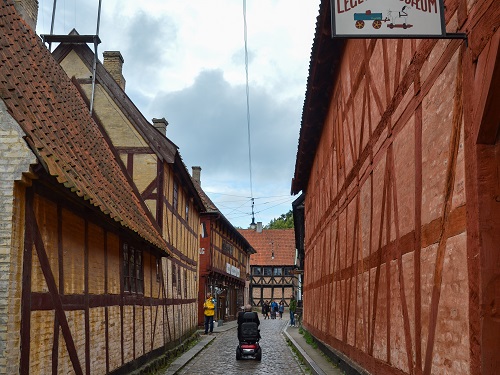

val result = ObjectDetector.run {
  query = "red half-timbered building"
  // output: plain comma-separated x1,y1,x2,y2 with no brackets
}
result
191,167,255,325
292,0,499,374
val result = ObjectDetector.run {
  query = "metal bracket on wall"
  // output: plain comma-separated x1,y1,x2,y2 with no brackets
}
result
40,0,103,115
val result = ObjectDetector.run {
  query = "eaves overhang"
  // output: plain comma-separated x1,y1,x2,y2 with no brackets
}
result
0,3,171,256
291,0,345,195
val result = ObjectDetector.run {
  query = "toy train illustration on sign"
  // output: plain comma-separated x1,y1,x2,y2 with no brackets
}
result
354,7,413,30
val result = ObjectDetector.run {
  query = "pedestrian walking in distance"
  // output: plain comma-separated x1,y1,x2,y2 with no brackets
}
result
278,300,285,319
289,295,297,326
270,300,278,319
262,300,270,319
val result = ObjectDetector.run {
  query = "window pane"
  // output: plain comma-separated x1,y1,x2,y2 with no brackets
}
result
138,278,143,294
123,243,128,291
263,267,272,276
129,250,134,276
122,243,145,294
178,269,181,294
173,181,178,210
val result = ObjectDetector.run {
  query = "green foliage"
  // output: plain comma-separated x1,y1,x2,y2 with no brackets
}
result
266,210,294,229
302,330,317,349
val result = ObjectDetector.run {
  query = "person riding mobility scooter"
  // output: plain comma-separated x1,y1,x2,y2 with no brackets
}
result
236,304,261,360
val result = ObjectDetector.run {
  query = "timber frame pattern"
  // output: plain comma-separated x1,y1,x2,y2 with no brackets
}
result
313,38,466,375
52,39,204,365
239,228,298,309
20,182,187,374
293,0,499,374
250,273,297,308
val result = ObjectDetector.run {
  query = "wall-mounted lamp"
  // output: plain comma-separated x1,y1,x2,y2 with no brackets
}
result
249,218,256,230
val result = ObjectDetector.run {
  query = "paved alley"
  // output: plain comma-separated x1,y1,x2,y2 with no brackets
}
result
171,318,307,375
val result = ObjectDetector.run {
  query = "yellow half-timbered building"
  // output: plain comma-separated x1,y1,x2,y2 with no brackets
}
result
0,1,192,373
51,36,205,349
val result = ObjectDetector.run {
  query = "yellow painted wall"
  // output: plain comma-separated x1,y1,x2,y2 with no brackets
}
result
59,49,201,352
26,193,170,373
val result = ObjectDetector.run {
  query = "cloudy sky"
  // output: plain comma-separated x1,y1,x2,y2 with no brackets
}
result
35,0,319,228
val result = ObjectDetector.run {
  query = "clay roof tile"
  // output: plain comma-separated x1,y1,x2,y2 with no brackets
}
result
238,228,296,266
0,1,169,253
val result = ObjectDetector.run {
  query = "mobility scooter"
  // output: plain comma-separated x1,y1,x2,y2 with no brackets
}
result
236,311,262,361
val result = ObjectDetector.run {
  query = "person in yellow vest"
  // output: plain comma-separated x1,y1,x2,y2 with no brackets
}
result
203,293,215,335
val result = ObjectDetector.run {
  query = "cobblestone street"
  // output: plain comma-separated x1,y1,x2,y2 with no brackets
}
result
168,318,306,375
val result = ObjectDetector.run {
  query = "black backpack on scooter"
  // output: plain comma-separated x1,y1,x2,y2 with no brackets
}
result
240,312,260,341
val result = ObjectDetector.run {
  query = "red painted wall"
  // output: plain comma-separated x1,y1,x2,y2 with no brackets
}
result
197,216,212,325
296,1,499,374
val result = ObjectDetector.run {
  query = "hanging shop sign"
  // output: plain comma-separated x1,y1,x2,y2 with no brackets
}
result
330,0,446,38
226,263,241,278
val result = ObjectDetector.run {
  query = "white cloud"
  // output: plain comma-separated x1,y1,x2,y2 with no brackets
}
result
36,0,319,228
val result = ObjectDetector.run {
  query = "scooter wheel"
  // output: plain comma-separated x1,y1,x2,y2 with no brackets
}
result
236,347,242,360
256,347,262,361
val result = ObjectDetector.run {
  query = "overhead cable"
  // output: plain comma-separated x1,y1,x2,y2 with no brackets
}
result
243,0,255,223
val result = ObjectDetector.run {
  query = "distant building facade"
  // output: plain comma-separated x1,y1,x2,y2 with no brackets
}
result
239,227,298,309
292,194,305,303
192,167,255,324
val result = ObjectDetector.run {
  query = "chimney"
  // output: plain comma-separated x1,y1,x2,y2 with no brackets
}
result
257,222,263,233
103,51,126,90
152,118,168,136
13,0,39,31
192,166,201,185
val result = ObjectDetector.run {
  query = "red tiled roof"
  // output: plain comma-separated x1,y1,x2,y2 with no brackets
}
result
51,40,205,212
0,1,169,253
238,229,296,266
